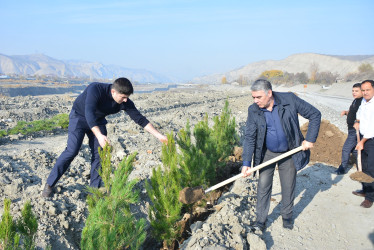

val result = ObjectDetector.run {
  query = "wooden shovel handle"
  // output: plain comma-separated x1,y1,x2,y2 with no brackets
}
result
204,146,303,193
356,129,362,172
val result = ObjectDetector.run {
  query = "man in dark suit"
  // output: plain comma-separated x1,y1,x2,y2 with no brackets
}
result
241,79,321,232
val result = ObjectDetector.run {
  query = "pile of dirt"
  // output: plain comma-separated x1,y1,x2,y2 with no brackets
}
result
301,119,347,167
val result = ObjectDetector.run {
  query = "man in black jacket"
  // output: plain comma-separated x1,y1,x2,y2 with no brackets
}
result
241,79,321,232
336,83,362,175
42,77,167,197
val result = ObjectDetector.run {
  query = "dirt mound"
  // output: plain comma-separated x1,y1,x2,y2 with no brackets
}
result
301,119,347,167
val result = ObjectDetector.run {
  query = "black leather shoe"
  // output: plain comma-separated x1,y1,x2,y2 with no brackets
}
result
352,190,366,197
282,218,294,230
360,199,373,208
42,184,53,197
335,165,346,175
251,221,265,233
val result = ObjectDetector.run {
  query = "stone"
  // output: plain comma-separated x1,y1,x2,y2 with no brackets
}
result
202,223,211,232
0,175,11,185
232,223,245,235
190,221,203,233
61,220,69,229
5,182,20,195
48,206,57,216
247,233,266,250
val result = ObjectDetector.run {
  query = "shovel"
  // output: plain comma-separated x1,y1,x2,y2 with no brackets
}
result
179,146,303,204
349,129,374,183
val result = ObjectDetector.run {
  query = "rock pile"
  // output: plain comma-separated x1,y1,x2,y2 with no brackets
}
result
181,177,266,250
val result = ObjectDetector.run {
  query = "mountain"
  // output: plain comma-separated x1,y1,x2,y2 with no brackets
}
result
0,53,172,83
192,53,374,84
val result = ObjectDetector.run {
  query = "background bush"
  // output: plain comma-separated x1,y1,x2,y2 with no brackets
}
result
0,113,69,138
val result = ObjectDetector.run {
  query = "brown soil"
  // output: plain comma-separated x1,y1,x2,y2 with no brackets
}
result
301,119,347,167
179,187,205,204
349,171,374,183
171,156,242,249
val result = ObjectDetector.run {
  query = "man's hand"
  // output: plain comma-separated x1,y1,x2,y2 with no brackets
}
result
355,138,367,151
340,110,348,117
301,140,314,151
158,134,168,144
144,123,168,144
91,126,110,148
353,122,360,131
97,134,110,148
241,166,253,177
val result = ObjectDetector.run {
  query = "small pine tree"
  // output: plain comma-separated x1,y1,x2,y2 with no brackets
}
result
0,198,18,249
146,134,183,247
16,201,38,250
146,101,239,247
81,148,146,250
98,144,112,194
177,101,238,186
177,120,212,187
0,199,37,250
211,100,239,163
192,116,220,184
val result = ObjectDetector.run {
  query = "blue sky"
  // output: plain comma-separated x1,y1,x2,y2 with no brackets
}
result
1,0,373,80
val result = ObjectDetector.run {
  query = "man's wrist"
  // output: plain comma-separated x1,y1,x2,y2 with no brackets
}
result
242,161,251,167
355,119,360,123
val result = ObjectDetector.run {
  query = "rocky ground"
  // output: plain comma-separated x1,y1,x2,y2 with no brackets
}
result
0,83,373,249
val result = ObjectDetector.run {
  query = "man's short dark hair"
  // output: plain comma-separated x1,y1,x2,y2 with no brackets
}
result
251,79,272,92
112,77,134,95
361,79,374,87
353,83,361,88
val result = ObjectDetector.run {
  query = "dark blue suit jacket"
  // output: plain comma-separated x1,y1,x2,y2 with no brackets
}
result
242,92,321,171
71,82,149,129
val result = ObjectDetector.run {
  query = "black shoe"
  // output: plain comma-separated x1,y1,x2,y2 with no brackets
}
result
352,190,366,197
42,184,53,197
251,221,265,233
282,218,294,230
335,165,346,175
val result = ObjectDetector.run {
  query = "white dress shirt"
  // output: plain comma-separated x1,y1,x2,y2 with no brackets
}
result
356,97,374,139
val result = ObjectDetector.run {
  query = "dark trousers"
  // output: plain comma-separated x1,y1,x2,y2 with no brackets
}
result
256,150,296,224
341,128,358,168
46,110,107,188
362,138,374,202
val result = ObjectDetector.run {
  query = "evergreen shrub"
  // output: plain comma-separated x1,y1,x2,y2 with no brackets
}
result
146,134,183,247
0,199,38,250
146,100,239,247
81,146,146,250
0,113,69,138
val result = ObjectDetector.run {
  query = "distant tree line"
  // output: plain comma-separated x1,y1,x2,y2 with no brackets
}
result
223,62,374,86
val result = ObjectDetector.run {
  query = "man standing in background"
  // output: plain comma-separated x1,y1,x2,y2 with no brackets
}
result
336,83,363,175
354,80,374,208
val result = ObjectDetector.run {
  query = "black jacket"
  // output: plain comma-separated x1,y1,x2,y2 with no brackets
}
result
346,97,362,130
72,82,149,129
242,92,321,171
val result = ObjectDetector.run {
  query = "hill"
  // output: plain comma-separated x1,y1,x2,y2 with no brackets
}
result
192,53,374,84
0,53,172,83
